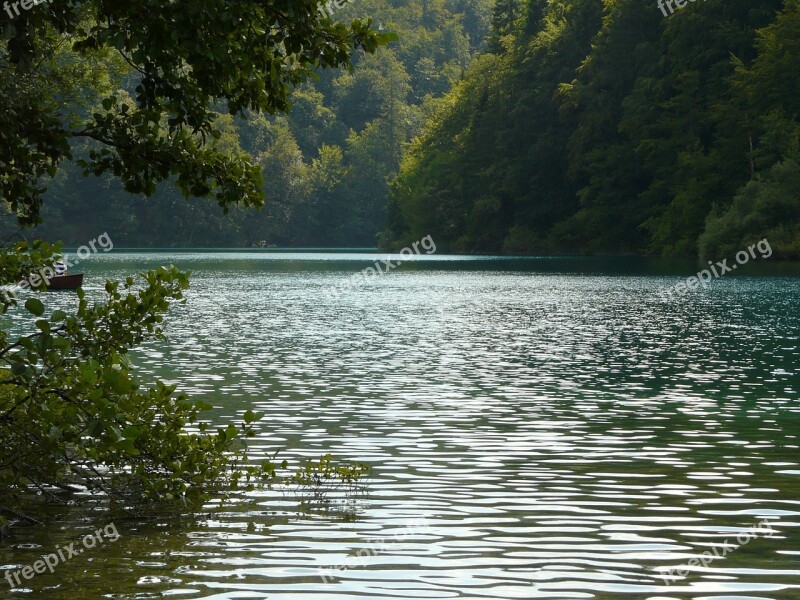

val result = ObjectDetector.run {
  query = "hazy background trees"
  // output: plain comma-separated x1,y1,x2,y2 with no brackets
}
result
14,0,493,248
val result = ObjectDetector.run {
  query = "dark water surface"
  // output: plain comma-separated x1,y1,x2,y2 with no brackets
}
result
2,252,800,599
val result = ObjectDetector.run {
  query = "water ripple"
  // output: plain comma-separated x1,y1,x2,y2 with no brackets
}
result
2,253,799,599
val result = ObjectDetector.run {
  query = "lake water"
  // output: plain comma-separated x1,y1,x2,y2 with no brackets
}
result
2,251,800,600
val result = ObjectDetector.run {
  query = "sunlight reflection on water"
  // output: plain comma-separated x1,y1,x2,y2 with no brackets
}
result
2,252,800,599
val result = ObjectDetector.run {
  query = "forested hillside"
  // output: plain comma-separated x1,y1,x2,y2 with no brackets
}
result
15,0,492,247
384,0,800,258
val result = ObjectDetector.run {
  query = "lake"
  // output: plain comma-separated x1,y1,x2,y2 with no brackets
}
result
2,251,800,599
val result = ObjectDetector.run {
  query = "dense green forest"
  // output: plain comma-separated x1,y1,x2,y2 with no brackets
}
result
385,0,800,258
6,0,800,257
5,0,492,248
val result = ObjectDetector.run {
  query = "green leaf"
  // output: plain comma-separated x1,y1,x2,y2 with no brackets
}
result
25,298,45,316
115,437,140,455
104,369,132,393
87,419,104,437
243,409,262,424
10,361,26,376
123,425,140,439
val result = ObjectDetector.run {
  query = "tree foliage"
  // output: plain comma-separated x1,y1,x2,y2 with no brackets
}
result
384,0,800,258
0,0,385,519
4,0,493,248
1,264,266,509
1,0,390,225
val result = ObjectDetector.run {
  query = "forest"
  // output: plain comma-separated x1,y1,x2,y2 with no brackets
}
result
5,0,493,248
4,0,799,258
385,0,800,258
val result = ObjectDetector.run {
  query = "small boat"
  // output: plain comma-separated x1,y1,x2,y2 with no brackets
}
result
46,273,84,290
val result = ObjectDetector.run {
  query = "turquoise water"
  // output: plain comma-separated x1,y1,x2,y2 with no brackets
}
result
2,252,800,599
